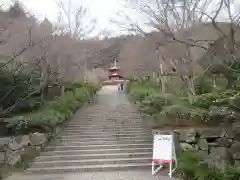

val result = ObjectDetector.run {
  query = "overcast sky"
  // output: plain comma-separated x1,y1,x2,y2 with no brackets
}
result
1,0,142,37
1,0,240,37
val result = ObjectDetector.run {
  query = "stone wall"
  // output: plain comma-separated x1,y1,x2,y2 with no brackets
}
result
0,132,50,166
172,126,240,168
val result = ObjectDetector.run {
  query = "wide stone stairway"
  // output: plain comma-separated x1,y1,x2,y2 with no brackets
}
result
6,86,173,180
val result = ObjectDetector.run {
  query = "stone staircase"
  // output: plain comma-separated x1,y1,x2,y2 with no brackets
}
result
26,89,153,174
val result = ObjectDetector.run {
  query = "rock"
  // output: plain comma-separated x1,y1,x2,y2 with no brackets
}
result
200,128,221,137
233,123,240,141
209,146,234,169
198,138,209,151
5,150,21,166
216,136,232,148
180,143,198,151
54,126,62,135
0,152,5,163
230,141,240,162
34,146,41,153
20,135,30,146
173,131,182,156
185,128,199,144
0,137,11,145
0,137,11,152
220,128,235,139
30,133,47,146
8,137,24,151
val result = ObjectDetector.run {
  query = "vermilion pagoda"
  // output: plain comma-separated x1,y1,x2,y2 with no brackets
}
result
103,60,124,85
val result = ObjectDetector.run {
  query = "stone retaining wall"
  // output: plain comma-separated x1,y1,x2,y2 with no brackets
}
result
172,126,240,168
0,132,50,166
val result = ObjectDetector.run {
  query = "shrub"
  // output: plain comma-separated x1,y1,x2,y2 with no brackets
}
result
229,95,240,111
129,89,152,102
205,106,237,125
74,87,89,102
160,104,207,123
5,109,65,134
222,167,240,180
65,82,84,92
179,151,240,180
194,75,213,95
46,91,80,116
83,83,100,94
4,83,98,134
194,90,239,109
179,151,209,180
161,104,191,120
139,93,174,115
194,93,220,109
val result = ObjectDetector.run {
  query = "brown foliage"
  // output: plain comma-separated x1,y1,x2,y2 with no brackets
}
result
0,2,108,83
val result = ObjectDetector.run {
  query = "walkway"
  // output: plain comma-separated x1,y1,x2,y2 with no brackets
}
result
6,86,174,180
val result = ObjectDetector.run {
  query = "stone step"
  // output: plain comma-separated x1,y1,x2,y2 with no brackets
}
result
26,163,152,174
68,119,142,122
62,129,151,134
61,130,151,135
36,152,152,161
59,133,152,139
68,120,143,123
73,121,143,124
62,128,147,131
72,116,141,118
45,143,152,151
57,136,152,142
55,139,152,146
41,147,152,156
65,125,146,128
31,157,151,168
63,127,148,130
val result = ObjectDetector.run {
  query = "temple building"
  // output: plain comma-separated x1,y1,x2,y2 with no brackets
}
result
108,60,123,81
103,60,124,85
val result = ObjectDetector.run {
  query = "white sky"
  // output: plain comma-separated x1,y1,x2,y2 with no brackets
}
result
0,0,139,37
0,0,151,37
1,0,240,37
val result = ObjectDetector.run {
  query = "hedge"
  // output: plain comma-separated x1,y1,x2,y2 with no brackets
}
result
4,83,100,135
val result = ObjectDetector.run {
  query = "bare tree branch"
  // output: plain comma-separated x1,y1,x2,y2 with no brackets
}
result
56,0,96,39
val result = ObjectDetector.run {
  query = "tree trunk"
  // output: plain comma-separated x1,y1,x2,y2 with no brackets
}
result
212,75,217,87
61,85,65,95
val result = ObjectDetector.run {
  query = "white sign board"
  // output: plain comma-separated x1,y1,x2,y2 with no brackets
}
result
152,133,177,177
153,134,173,163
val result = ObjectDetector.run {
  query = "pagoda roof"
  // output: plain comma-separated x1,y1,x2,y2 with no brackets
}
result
109,66,120,70
110,73,120,76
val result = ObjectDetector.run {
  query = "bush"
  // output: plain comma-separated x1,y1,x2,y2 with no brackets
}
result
139,93,174,115
229,95,240,111
4,83,98,134
0,68,35,112
194,93,221,109
129,89,152,102
179,151,240,180
194,90,239,109
83,83,100,95
46,91,80,116
160,104,207,123
127,82,157,102
160,104,189,120
5,110,65,134
205,106,237,125
65,82,84,92
194,75,213,95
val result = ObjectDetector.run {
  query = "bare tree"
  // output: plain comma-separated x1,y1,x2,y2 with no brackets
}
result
56,0,96,39
118,0,240,100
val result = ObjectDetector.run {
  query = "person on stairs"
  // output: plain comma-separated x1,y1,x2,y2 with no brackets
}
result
120,79,124,91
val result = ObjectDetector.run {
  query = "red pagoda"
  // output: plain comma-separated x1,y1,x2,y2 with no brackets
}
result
103,60,124,85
